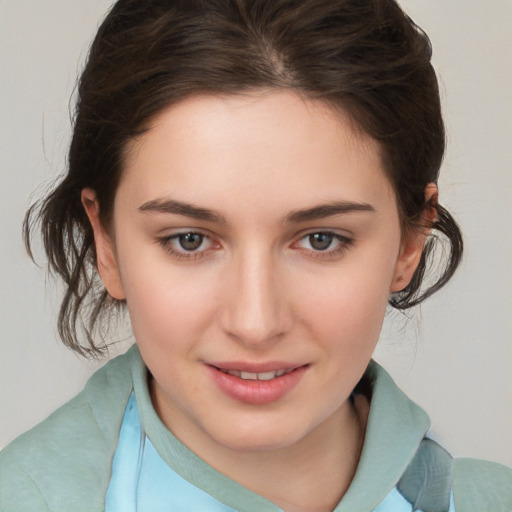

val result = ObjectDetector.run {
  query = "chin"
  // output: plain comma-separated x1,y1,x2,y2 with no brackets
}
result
218,435,299,453
209,418,311,454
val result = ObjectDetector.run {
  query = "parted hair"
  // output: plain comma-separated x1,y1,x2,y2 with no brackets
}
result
24,0,463,356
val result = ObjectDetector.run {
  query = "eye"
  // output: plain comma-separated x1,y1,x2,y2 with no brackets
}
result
157,231,217,260
177,232,204,251
307,232,336,251
294,231,353,258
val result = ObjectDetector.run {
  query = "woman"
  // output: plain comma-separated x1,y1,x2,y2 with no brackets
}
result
1,0,511,510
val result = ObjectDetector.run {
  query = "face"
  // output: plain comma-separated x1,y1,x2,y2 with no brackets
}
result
84,90,425,459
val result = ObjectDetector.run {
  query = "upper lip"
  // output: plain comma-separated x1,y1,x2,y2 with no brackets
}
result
207,361,308,373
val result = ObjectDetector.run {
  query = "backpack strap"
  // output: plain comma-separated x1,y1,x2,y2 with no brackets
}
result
452,457,512,512
397,438,453,512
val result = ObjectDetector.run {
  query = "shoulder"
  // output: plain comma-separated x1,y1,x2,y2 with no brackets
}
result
452,457,512,512
0,346,139,512
398,439,512,512
362,363,512,511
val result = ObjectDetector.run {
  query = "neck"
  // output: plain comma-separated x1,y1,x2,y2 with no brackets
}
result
202,397,368,512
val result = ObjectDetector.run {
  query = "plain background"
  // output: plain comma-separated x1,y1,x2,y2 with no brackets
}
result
1,0,511,467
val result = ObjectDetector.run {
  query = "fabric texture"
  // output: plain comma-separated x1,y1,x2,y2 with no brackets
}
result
1,345,511,512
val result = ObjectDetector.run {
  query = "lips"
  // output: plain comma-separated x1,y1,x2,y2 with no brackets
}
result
218,368,295,381
206,362,308,405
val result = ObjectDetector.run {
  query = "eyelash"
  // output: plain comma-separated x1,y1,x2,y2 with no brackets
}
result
293,232,353,259
157,231,215,261
157,231,353,261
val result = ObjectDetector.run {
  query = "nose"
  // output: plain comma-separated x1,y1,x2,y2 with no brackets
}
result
220,248,290,348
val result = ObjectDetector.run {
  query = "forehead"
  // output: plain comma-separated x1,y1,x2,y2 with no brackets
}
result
118,90,395,218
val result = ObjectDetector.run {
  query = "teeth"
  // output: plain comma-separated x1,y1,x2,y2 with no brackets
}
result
221,369,294,380
257,371,277,381
240,371,259,380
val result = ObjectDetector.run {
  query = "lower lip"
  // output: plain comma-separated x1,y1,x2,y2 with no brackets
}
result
207,365,308,405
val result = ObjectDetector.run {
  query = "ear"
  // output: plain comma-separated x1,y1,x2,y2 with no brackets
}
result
81,188,126,300
390,183,438,292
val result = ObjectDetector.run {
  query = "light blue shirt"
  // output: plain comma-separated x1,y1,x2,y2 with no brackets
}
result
105,393,455,512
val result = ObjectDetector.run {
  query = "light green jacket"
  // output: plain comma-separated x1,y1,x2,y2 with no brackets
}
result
1,345,511,511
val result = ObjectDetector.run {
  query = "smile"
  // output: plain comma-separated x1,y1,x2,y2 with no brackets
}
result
207,363,309,405
219,369,294,381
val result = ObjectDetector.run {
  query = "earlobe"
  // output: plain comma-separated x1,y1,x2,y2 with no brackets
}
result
390,183,438,293
81,188,126,300
390,234,425,293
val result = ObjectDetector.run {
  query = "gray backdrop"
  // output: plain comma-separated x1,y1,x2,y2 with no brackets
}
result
1,0,511,466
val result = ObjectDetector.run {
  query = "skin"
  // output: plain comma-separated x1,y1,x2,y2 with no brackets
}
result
83,90,434,511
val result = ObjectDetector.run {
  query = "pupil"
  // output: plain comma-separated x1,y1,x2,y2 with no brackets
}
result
309,233,333,251
179,233,203,251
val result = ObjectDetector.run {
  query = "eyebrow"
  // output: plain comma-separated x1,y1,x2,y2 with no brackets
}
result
138,198,375,224
138,198,227,223
284,201,375,223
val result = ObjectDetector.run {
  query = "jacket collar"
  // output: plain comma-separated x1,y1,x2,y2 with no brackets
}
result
129,347,430,511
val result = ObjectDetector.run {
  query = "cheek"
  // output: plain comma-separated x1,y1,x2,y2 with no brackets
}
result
296,249,397,350
118,254,220,352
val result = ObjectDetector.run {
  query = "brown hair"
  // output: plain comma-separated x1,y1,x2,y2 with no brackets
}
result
24,0,463,356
